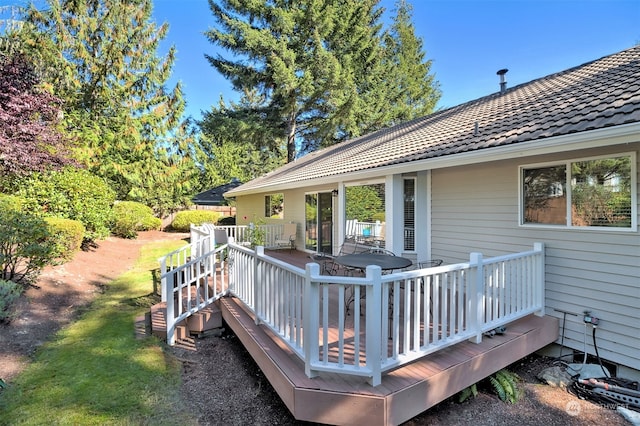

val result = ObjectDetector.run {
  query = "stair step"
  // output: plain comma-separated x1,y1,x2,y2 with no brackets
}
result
187,304,222,333
149,301,222,344
150,302,168,339
134,312,151,339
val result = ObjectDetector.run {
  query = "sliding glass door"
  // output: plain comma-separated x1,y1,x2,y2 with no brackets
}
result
305,192,333,254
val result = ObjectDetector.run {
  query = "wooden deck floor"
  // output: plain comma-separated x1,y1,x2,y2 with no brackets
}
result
217,249,559,426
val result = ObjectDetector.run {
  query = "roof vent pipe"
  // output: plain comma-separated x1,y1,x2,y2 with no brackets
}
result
497,68,508,93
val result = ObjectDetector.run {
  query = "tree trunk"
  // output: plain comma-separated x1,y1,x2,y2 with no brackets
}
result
285,112,296,163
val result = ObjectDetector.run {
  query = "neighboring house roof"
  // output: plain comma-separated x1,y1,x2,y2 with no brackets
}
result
193,178,242,205
226,46,640,197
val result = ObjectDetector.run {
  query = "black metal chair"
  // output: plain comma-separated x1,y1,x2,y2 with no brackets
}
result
418,259,443,268
328,240,369,276
309,253,335,275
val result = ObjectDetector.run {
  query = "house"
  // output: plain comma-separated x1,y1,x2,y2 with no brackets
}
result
225,46,640,380
191,178,242,217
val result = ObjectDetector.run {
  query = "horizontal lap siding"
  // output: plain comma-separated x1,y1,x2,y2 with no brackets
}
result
430,146,640,371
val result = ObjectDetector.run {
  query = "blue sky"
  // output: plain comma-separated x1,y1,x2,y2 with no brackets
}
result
151,0,639,121
4,0,637,119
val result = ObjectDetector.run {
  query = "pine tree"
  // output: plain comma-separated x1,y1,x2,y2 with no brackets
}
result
383,0,440,124
198,92,286,187
204,0,440,162
205,0,386,162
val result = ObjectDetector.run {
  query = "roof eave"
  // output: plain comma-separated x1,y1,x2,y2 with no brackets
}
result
225,122,640,197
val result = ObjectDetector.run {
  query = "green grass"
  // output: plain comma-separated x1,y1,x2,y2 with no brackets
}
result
0,240,195,426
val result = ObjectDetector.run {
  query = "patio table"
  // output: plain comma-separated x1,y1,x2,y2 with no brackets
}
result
335,253,412,314
335,253,412,272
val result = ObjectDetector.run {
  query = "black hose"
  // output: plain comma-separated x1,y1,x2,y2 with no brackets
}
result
591,326,610,378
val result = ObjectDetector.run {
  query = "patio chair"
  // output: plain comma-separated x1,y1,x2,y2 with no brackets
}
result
418,259,443,268
309,253,335,275
327,239,368,276
274,223,297,252
367,247,395,256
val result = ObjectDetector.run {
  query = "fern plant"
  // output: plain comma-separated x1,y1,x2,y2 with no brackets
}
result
489,369,521,404
458,369,521,404
458,383,478,403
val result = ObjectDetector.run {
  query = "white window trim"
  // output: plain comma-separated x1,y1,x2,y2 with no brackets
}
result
519,152,637,232
403,177,417,252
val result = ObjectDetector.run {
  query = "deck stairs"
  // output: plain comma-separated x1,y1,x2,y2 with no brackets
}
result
142,301,223,347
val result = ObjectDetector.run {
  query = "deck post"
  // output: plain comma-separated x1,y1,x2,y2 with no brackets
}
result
534,242,545,316
254,246,264,325
469,252,484,344
166,272,176,346
365,265,383,386
304,263,320,379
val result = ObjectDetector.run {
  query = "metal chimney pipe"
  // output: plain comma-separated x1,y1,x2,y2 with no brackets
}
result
497,68,508,93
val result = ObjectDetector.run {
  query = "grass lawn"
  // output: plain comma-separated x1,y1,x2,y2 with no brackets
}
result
0,240,194,425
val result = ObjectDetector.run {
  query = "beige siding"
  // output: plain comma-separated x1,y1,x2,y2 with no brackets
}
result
430,144,640,371
236,185,336,251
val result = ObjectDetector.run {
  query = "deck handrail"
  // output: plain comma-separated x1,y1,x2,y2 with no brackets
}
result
159,238,231,345
192,223,290,249
160,233,545,386
220,241,545,386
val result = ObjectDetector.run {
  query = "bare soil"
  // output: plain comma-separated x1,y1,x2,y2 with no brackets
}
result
0,232,632,425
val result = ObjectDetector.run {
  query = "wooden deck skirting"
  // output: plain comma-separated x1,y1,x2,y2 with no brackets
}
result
219,295,558,426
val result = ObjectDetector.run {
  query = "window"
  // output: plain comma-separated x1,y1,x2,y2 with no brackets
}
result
345,184,385,245
521,154,635,229
404,178,415,251
264,193,284,218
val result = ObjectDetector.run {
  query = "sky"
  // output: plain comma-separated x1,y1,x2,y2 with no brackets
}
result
2,0,638,119
151,0,640,121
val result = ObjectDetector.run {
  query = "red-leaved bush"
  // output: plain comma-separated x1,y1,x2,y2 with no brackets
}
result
0,53,76,177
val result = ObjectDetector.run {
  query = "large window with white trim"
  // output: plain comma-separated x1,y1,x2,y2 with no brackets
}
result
521,153,635,229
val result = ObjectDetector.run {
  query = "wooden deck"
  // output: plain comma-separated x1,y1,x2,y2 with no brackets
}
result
216,249,559,426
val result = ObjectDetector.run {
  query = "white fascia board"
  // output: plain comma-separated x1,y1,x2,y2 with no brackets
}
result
226,122,640,196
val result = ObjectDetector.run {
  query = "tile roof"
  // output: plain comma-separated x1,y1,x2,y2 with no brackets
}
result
227,46,640,195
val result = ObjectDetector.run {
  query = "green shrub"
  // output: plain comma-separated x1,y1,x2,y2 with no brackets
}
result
0,279,22,323
140,215,162,231
0,194,24,211
0,208,55,285
112,201,161,238
458,383,478,403
171,210,221,232
217,216,236,226
16,168,115,243
44,217,85,263
371,212,385,222
456,369,521,405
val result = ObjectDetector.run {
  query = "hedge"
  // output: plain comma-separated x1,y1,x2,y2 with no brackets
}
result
112,201,161,239
45,217,85,263
171,210,221,232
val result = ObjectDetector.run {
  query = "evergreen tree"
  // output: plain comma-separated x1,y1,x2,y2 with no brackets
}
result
198,92,286,188
25,0,192,209
204,0,440,162
205,0,385,162
383,0,440,124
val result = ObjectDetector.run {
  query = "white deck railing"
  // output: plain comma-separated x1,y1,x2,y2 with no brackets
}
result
193,222,290,248
161,227,545,386
158,235,230,345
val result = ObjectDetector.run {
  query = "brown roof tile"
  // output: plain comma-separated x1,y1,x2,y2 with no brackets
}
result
229,46,640,195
